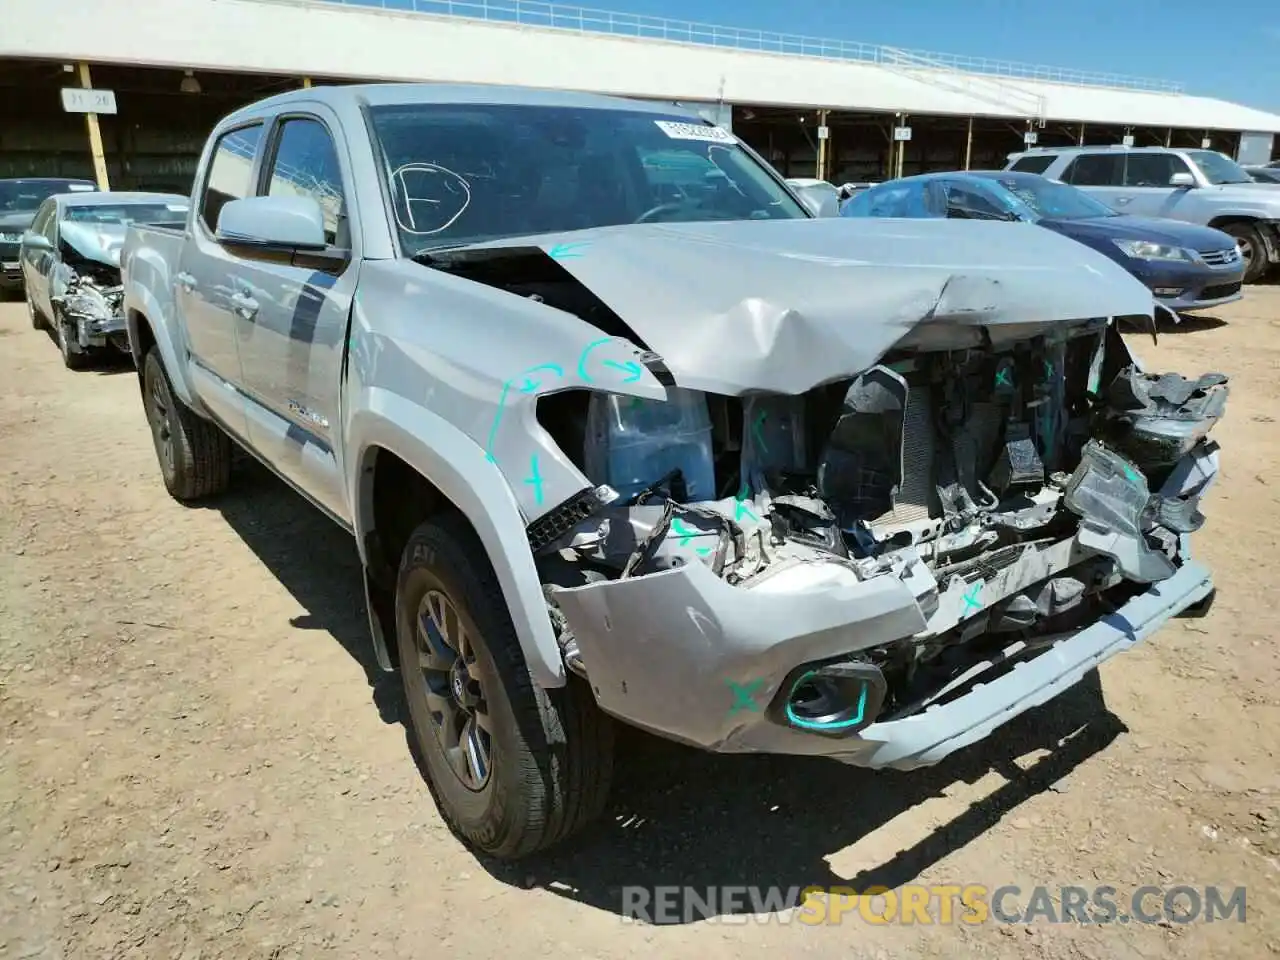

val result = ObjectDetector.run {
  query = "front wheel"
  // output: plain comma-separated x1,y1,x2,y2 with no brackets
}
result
54,307,89,370
1223,222,1268,283
26,290,42,330
141,347,231,502
395,515,614,859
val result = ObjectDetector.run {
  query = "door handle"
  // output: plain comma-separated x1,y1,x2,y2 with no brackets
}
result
230,292,259,319
1114,197,1133,205
174,271,196,292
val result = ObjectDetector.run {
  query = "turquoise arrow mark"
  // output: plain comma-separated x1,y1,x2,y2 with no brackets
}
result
603,360,642,383
547,242,591,260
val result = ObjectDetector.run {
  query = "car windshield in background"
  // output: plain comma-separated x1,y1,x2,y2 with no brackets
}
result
1186,150,1253,185
368,104,807,255
987,176,1117,220
64,203,188,226
0,180,94,213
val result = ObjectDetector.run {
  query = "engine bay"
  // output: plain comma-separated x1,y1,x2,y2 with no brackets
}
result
533,318,1228,719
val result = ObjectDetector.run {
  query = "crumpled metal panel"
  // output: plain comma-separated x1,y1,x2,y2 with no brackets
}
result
457,216,1161,396
60,221,128,267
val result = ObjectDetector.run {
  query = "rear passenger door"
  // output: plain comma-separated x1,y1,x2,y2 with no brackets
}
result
233,111,358,524
180,122,267,439
1061,152,1127,212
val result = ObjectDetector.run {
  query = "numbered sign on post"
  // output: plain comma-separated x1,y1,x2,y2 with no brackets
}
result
61,88,117,115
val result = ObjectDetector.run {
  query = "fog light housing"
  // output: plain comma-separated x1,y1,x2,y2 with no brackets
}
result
1152,287,1183,298
770,659,887,736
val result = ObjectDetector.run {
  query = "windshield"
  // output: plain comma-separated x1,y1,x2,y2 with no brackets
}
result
65,202,188,226
368,104,806,254
0,180,95,214
1186,150,1253,185
984,175,1117,220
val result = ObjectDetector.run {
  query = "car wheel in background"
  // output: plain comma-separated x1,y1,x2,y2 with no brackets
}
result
141,347,232,501
395,515,614,860
53,306,89,370
1222,222,1267,283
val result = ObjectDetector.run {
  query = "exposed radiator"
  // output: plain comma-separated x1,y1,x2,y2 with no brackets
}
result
871,388,1005,528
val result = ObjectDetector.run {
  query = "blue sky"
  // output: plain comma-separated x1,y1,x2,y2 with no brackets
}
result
585,0,1280,112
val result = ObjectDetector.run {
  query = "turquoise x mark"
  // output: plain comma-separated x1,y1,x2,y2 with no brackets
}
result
727,678,764,715
995,367,1013,388
672,517,712,556
962,581,984,613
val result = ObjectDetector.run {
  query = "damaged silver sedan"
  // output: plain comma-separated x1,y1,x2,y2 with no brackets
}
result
20,191,187,368
122,86,1225,860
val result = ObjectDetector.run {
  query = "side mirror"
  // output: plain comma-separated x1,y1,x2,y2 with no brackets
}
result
1169,172,1196,188
788,181,841,218
21,232,52,252
215,195,328,252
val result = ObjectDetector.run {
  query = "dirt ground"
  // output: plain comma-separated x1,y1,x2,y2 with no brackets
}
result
1,292,1278,960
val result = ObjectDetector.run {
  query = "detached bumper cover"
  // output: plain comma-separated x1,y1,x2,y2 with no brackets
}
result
554,543,1213,770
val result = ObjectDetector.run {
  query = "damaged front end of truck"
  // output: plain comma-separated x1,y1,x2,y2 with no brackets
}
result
411,218,1226,770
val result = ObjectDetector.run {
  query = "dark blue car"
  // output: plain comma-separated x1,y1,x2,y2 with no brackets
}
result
842,171,1246,313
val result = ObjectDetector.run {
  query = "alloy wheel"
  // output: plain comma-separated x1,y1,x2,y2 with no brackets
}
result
145,365,176,479
414,588,493,790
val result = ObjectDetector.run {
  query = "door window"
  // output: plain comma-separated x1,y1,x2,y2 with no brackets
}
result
1122,152,1189,187
199,124,264,232
1063,153,1123,186
941,181,1011,220
29,200,57,242
263,118,346,246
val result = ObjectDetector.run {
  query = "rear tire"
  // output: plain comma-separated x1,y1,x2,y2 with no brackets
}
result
1222,222,1268,283
141,347,231,502
395,515,614,860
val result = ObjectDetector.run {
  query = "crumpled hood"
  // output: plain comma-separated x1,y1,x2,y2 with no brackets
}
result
60,221,127,268
460,217,1159,394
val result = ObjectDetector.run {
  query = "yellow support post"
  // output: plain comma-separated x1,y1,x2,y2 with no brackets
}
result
302,77,312,89
963,116,973,170
77,62,110,192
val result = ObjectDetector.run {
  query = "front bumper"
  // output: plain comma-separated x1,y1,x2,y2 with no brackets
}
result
0,256,21,291
1132,261,1245,313
553,538,1212,771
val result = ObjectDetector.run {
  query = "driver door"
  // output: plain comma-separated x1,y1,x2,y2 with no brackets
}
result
21,199,59,317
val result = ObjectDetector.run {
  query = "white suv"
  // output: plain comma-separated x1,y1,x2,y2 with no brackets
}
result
1004,145,1280,281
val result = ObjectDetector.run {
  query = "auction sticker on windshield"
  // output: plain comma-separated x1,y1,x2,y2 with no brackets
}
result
654,120,737,143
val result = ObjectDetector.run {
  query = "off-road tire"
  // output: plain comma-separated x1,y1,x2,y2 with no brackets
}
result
142,347,231,502
395,515,614,860
1223,222,1268,283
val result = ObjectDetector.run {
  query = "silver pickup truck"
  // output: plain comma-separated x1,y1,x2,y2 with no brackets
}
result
122,84,1226,861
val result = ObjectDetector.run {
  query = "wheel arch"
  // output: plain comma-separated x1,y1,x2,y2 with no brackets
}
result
349,390,565,689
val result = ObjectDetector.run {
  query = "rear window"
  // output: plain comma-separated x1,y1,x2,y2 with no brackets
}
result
1009,155,1055,175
